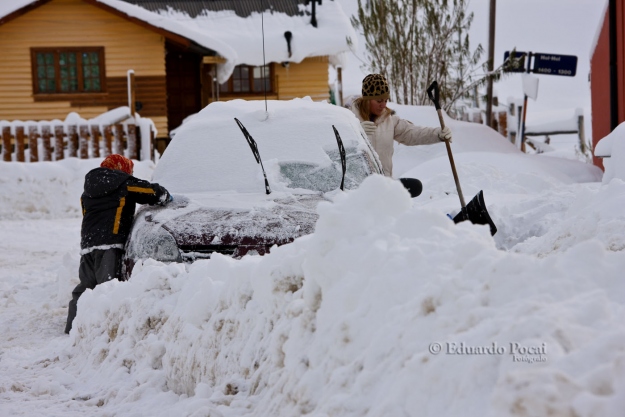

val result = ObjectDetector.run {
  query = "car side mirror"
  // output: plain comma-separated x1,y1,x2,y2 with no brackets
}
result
399,178,423,198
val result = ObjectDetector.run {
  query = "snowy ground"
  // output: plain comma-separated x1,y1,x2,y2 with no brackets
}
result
1,106,625,416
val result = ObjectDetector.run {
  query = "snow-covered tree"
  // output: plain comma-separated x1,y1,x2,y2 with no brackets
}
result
351,0,484,111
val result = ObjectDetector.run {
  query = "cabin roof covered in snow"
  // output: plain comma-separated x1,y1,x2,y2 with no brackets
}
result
0,0,355,82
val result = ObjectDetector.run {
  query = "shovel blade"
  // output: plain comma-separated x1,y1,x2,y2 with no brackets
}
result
452,190,497,236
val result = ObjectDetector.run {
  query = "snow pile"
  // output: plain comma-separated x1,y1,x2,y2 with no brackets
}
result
525,108,583,135
595,121,625,183
388,104,599,179
511,180,625,255
0,158,155,220
65,175,625,416
1,99,623,416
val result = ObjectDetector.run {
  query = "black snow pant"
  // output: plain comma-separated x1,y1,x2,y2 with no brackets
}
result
65,248,123,334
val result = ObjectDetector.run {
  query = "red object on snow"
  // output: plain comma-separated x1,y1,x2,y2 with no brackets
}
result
101,154,134,175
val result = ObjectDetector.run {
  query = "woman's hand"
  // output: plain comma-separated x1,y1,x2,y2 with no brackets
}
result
438,126,452,142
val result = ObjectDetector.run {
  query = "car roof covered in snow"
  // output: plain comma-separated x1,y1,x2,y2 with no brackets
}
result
152,98,375,194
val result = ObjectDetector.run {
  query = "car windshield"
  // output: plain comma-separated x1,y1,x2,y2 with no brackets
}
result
278,146,375,192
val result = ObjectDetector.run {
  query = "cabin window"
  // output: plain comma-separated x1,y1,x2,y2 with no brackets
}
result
219,65,272,94
31,47,105,95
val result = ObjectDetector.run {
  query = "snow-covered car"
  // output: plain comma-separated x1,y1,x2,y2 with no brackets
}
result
123,98,384,277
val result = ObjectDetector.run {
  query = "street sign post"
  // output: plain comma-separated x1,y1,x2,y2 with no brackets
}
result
503,50,578,151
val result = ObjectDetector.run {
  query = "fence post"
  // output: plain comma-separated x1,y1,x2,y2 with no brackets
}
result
127,123,137,160
498,111,507,137
103,125,113,157
16,126,25,162
1,126,10,161
136,125,142,161
90,125,101,158
28,125,39,162
54,125,65,160
150,127,155,162
41,125,52,161
578,114,586,154
67,125,78,157
79,125,89,159
113,124,124,155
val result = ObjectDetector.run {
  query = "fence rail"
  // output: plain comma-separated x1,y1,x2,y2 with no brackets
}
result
0,121,152,162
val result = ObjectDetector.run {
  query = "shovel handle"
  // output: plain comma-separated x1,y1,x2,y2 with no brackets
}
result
427,81,466,208
443,131,466,208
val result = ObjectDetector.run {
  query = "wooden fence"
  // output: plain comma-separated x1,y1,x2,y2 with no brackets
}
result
0,122,153,162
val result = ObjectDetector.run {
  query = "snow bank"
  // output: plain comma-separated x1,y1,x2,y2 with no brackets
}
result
388,104,601,182
2,99,620,417
68,175,625,417
0,158,155,220
595,121,625,183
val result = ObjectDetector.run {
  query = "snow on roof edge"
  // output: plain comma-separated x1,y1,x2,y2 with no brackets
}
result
94,0,238,62
95,0,355,82
589,0,609,60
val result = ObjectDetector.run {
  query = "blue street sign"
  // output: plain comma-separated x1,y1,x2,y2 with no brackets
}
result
532,53,577,77
503,51,528,73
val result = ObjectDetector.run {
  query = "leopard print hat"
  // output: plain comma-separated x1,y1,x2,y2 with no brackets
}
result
361,74,390,100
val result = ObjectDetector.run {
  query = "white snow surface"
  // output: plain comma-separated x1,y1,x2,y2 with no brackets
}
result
595,121,625,184
1,101,625,417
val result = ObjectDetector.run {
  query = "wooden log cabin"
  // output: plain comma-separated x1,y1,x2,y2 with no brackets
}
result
0,0,355,154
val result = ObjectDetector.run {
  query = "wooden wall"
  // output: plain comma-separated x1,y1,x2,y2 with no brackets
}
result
275,56,330,101
0,0,168,136
215,57,330,103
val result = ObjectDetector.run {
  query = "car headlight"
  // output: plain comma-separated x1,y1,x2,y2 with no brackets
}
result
127,224,182,263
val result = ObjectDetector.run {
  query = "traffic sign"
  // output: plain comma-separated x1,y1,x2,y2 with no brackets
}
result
532,53,577,77
503,51,528,73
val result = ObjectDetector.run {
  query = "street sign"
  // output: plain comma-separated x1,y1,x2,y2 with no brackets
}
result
532,53,577,77
503,51,528,73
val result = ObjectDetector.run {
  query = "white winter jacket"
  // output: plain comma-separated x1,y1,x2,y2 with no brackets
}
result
351,103,440,177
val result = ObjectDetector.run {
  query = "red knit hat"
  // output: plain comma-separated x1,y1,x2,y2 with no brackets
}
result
101,154,134,175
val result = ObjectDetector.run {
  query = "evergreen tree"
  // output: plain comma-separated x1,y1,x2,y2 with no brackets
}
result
351,0,484,111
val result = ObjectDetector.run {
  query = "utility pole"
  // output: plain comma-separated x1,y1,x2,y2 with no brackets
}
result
485,0,496,128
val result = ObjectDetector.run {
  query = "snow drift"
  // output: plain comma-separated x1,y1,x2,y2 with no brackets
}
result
66,175,625,417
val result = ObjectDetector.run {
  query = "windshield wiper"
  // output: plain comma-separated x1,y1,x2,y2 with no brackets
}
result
332,125,346,191
234,118,271,195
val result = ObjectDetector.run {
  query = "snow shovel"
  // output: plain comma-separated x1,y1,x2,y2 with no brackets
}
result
426,81,498,236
